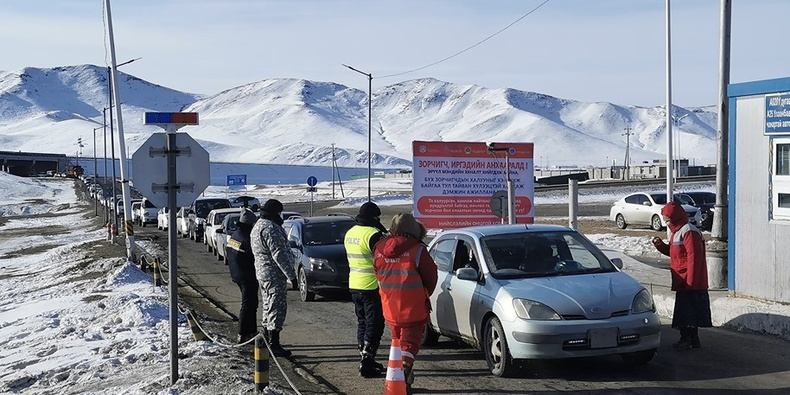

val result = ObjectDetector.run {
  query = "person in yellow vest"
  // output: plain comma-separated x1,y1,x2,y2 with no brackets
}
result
344,201,388,377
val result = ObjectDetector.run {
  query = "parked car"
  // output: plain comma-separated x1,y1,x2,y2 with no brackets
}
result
157,207,169,230
229,195,261,211
188,197,233,242
205,207,242,254
215,213,243,262
134,198,158,227
130,201,143,225
282,215,356,301
176,207,192,237
677,191,716,231
282,211,303,220
423,224,661,377
609,192,702,231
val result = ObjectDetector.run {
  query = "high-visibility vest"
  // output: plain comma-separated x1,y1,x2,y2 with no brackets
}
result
345,225,379,290
375,243,429,325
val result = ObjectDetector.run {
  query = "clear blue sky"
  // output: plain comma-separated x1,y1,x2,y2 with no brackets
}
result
0,0,786,107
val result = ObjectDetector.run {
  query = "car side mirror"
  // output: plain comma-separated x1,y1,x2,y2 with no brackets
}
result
642,201,651,206
288,239,300,249
456,267,479,282
216,229,224,234
611,257,623,269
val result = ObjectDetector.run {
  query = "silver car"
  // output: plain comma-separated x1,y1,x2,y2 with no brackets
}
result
424,224,661,377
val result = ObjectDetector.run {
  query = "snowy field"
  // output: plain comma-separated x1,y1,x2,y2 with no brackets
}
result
0,172,712,393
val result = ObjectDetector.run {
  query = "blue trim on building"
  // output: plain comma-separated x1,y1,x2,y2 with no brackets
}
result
729,77,790,98
727,96,737,291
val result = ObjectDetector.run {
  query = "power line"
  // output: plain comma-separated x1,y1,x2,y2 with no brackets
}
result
379,0,551,79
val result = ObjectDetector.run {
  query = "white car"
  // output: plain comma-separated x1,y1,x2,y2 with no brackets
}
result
130,201,143,225
609,192,702,231
215,213,242,262
135,198,159,227
205,207,241,254
157,207,169,230
229,195,261,211
176,207,192,237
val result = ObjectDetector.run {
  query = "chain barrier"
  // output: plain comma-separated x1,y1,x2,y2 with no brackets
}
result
138,250,303,394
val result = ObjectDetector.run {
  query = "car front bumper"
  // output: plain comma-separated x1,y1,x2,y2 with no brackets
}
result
505,311,662,359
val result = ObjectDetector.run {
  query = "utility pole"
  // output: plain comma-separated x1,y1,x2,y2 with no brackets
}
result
331,143,336,199
622,127,633,180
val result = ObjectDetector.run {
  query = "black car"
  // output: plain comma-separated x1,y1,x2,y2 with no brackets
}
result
189,197,233,241
282,215,356,301
677,192,716,231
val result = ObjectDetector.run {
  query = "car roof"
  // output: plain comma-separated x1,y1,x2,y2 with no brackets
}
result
438,224,573,238
210,207,242,214
285,215,355,224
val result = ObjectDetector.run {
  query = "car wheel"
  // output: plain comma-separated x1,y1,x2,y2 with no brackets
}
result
483,316,516,377
702,212,713,231
615,214,627,230
421,322,440,347
620,348,656,366
298,266,315,302
651,215,663,231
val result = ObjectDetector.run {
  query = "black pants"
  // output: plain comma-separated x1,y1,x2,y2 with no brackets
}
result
351,289,385,352
236,279,260,336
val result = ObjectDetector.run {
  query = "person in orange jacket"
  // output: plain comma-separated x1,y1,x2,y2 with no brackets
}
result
652,201,712,350
373,213,437,392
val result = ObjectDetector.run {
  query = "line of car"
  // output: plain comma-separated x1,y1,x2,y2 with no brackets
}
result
609,191,716,231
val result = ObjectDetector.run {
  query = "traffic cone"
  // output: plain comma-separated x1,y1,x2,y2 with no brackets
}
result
383,338,407,395
185,310,209,342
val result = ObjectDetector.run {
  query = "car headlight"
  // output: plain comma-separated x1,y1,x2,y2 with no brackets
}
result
513,299,561,320
631,289,655,314
309,257,332,271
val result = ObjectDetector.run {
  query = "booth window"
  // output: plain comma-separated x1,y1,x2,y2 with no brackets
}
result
772,139,790,220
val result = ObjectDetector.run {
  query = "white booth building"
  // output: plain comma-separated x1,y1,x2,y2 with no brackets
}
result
729,77,790,303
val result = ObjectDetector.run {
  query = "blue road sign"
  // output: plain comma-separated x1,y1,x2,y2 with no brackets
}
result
227,174,247,186
766,94,790,135
307,176,318,187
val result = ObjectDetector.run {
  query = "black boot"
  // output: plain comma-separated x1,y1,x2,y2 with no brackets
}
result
403,361,414,395
359,341,382,378
672,327,693,351
269,330,292,357
690,327,701,349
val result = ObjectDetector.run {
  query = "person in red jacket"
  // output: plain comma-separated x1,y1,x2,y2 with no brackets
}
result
373,213,437,392
652,201,712,350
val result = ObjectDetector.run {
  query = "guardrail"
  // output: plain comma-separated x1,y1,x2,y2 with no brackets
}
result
535,175,716,192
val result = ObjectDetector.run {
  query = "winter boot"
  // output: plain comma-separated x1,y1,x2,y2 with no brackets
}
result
359,341,382,378
403,361,415,395
672,327,693,351
269,330,292,357
690,327,701,349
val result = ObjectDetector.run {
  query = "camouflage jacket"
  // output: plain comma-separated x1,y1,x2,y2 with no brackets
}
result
250,218,297,282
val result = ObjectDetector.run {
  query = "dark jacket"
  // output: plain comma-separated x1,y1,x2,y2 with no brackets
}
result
227,225,256,283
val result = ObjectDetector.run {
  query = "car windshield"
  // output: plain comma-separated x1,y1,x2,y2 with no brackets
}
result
194,199,231,218
480,231,617,279
673,194,694,205
214,212,231,225
303,221,355,246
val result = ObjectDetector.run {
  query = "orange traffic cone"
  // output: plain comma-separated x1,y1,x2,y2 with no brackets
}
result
383,338,407,395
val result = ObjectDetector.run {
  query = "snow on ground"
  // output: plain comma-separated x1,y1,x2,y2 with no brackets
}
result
0,172,710,393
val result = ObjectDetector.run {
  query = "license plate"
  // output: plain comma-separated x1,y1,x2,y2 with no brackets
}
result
589,328,618,348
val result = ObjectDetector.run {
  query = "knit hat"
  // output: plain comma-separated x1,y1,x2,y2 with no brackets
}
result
239,209,257,225
261,199,284,214
358,201,381,219
389,213,422,240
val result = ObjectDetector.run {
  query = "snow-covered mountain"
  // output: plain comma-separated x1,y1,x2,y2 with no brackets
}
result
0,65,717,168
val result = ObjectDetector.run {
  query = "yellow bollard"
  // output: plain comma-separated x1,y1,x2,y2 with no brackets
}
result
254,336,269,392
186,310,209,342
152,258,161,287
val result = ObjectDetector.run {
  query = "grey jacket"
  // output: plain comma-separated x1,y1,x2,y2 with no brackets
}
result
251,218,297,282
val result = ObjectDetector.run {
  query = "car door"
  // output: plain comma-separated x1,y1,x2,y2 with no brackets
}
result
447,237,480,341
428,238,459,336
284,222,304,268
634,193,653,225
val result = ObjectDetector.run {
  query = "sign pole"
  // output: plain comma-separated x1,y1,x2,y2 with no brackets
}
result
166,125,179,384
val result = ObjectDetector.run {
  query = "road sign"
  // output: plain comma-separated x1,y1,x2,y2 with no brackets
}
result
227,174,247,186
307,176,318,187
489,190,508,218
307,187,317,192
132,133,210,208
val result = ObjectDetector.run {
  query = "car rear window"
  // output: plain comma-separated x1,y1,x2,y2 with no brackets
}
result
303,221,355,245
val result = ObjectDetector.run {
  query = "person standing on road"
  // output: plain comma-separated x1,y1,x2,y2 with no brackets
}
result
226,208,259,344
251,199,298,357
651,200,712,351
373,213,437,392
344,201,388,377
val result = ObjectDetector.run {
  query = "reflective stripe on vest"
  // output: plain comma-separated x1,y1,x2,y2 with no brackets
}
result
345,225,379,290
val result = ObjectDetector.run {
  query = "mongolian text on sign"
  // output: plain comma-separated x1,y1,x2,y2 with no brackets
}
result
227,174,247,186
765,94,790,135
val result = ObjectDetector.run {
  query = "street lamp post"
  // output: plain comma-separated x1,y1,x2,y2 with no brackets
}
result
342,64,372,202
672,112,690,179
93,127,101,216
